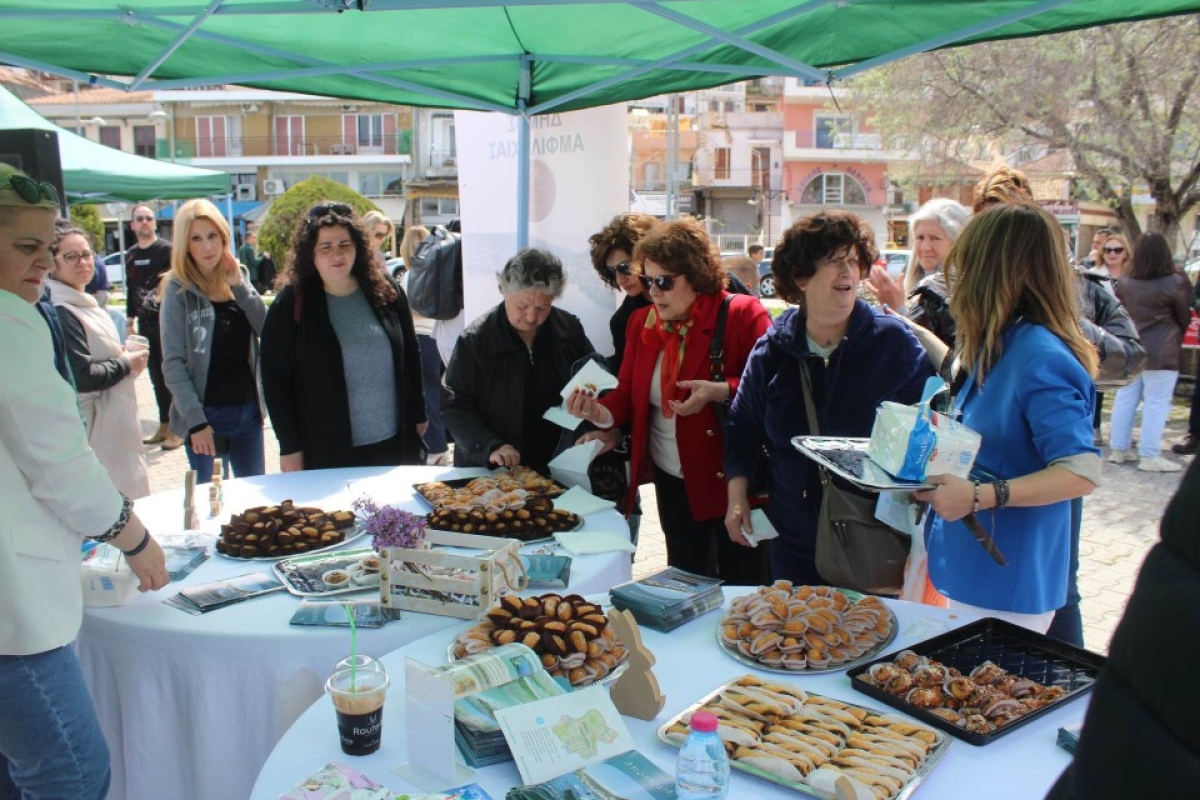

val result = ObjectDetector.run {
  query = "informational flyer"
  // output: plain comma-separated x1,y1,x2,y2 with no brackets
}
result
493,686,634,786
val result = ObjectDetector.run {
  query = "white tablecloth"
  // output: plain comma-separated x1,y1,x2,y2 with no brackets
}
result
251,591,1085,800
76,466,633,800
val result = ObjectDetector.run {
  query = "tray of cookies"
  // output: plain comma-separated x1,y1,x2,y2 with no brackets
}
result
658,674,950,799
214,501,361,560
848,617,1105,746
717,582,898,673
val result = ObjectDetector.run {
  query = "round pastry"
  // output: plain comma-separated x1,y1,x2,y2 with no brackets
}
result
322,569,352,589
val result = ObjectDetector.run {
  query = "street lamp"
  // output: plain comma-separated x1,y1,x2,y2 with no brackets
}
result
148,108,175,163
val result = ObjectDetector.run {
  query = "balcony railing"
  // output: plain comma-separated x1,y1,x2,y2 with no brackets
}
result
157,135,408,159
789,130,882,150
428,150,457,170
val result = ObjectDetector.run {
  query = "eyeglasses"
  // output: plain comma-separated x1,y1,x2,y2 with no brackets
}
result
601,260,634,281
1103,246,1125,254
57,250,95,266
133,215,155,223
637,274,680,292
308,202,354,219
2,174,60,206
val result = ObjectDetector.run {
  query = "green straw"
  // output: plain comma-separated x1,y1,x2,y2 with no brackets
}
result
343,604,358,690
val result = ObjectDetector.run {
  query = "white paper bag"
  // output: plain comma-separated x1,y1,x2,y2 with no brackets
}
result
548,439,604,492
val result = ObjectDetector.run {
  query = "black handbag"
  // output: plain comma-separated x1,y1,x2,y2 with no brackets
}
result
710,296,770,498
800,360,908,595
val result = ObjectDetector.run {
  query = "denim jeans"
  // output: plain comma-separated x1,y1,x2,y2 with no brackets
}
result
417,334,447,453
1046,497,1085,648
1109,370,1180,458
0,645,110,800
185,402,265,484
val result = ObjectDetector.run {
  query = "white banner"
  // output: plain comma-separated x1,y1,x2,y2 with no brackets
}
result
453,106,630,357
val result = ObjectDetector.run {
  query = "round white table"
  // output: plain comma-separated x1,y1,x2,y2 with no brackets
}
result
76,466,632,800
251,591,1085,800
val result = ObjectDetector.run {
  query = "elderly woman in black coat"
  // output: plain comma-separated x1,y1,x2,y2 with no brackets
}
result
442,248,595,472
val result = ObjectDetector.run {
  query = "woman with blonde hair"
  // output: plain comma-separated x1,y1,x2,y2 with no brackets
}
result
159,198,267,484
1097,232,1133,279
911,202,1101,632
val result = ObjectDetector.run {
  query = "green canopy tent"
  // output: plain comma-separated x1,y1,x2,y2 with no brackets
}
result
2,0,1196,238
0,85,230,202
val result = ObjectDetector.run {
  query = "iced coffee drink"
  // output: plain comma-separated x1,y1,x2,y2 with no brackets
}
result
326,663,389,756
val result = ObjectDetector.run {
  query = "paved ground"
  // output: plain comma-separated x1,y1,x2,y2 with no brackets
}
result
134,372,1192,655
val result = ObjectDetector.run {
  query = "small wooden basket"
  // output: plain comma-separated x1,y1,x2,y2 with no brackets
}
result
378,530,527,619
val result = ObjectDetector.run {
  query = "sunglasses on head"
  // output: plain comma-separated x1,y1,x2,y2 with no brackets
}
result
637,274,680,292
2,174,60,207
308,202,354,220
1103,246,1125,254
601,260,634,281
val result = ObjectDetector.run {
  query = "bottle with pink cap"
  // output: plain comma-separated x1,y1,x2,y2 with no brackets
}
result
674,709,730,798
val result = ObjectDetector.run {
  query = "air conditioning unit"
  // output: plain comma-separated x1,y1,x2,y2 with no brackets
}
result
262,179,286,196
235,184,256,202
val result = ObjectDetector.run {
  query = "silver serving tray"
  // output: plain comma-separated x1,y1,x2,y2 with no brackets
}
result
716,589,899,675
792,436,935,492
214,524,368,562
657,677,951,800
273,547,380,597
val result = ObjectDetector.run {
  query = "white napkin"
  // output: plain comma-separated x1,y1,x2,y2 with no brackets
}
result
547,439,604,492
543,360,620,431
743,508,780,548
553,485,617,516
553,530,636,556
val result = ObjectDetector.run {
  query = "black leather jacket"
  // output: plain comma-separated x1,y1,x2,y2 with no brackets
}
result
1076,271,1146,389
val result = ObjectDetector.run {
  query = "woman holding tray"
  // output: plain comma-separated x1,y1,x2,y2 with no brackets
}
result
261,202,427,471
565,218,772,584
442,248,594,473
911,202,1101,633
722,210,932,587
0,164,169,800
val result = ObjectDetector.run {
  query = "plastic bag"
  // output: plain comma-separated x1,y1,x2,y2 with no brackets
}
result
867,400,980,481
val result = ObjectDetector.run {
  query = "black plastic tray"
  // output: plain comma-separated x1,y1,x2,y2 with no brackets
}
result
847,617,1105,746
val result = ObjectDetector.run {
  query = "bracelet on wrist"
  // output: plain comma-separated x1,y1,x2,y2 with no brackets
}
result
89,494,134,544
972,479,981,515
994,479,1011,509
121,530,151,557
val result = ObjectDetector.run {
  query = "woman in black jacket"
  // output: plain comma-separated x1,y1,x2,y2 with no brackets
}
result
442,248,594,472
260,202,427,471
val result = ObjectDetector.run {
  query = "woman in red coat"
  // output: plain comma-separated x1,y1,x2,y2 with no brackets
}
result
567,218,771,584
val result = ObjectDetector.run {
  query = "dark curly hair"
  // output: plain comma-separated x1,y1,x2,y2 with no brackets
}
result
772,210,876,307
288,202,396,306
632,217,724,296
588,213,660,289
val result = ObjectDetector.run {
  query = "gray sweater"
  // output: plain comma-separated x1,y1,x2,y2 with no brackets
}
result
159,268,267,437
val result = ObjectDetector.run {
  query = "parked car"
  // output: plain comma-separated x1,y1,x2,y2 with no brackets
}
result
757,247,776,298
386,256,405,281
102,251,126,287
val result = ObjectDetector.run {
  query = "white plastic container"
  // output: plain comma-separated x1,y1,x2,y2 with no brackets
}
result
81,544,140,607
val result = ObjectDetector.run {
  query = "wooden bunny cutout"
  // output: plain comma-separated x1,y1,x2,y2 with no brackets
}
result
607,608,665,720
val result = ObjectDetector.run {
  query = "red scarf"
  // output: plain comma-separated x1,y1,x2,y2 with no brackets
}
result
641,307,695,419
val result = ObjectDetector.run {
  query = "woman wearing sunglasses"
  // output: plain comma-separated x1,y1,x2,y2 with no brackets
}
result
443,248,594,472
566,218,772,584
261,202,427,471
159,198,268,484
47,224,150,499
588,213,657,373
723,210,933,587
0,164,169,800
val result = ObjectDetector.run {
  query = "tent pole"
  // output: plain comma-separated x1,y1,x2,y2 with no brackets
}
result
225,194,235,254
516,57,532,249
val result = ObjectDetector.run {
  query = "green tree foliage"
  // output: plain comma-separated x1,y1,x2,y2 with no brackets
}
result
257,176,380,275
853,17,1200,248
69,203,105,248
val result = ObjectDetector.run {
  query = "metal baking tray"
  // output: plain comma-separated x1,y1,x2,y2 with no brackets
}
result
658,676,951,799
847,617,1105,746
273,547,381,597
792,436,935,492
413,472,569,509
716,589,899,674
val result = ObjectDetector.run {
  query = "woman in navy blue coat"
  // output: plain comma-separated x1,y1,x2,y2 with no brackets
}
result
724,210,933,586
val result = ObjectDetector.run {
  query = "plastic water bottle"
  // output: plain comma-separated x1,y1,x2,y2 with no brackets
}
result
675,710,730,799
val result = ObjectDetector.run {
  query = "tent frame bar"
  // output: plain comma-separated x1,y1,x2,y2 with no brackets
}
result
130,0,228,90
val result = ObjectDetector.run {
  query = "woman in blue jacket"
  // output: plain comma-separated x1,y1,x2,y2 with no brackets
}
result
723,210,933,586
913,202,1101,632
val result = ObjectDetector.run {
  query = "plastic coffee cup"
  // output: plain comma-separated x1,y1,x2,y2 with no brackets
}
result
125,334,150,353
325,663,389,756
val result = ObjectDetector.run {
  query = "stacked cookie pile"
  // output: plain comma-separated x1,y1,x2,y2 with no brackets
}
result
215,501,356,558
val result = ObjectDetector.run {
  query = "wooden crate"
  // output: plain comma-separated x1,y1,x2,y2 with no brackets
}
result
378,530,527,619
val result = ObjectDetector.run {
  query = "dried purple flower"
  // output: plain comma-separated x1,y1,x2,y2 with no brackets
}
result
352,494,428,550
